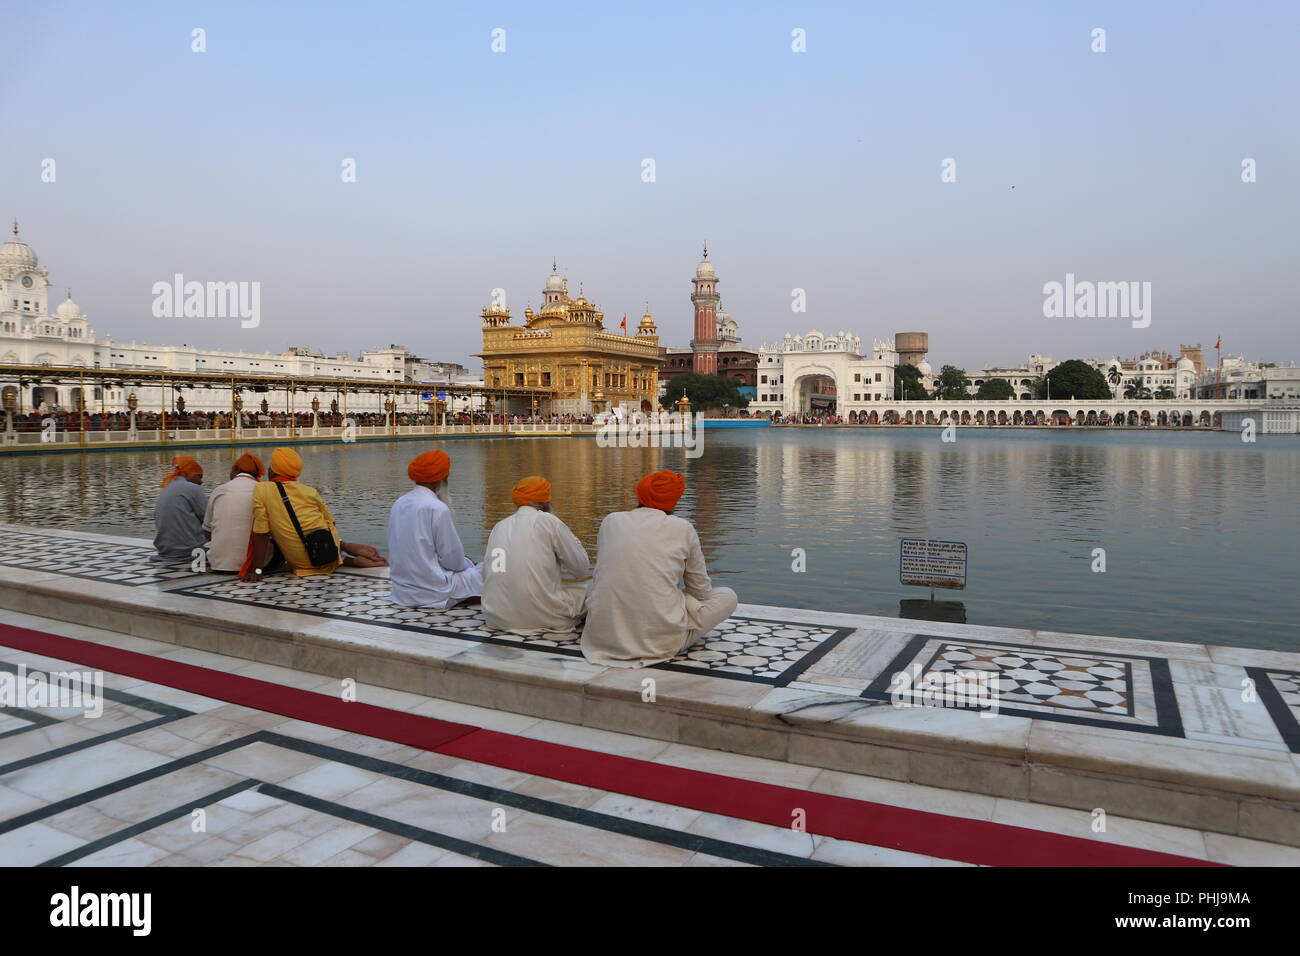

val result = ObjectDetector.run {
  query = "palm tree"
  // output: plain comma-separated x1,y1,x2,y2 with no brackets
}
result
1124,376,1153,399
1154,385,1175,400
1107,364,1123,397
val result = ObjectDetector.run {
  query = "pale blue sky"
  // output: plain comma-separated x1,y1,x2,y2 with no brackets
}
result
2,1,1297,370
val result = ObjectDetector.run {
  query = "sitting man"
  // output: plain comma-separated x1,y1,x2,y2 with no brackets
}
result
153,456,207,562
482,476,589,634
581,469,737,668
240,447,385,580
203,453,263,573
388,450,483,608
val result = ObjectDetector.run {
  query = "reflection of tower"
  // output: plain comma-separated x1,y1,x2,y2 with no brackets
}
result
690,243,720,375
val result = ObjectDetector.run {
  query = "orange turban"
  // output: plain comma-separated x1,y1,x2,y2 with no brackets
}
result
636,469,685,512
269,447,303,478
511,476,551,506
408,450,451,484
161,456,202,488
233,453,264,478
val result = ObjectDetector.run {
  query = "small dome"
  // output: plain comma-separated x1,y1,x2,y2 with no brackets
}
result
916,360,933,376
57,293,82,319
0,221,37,269
545,273,565,292
1176,356,1195,370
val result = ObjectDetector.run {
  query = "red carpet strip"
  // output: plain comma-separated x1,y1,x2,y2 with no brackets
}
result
0,621,1222,867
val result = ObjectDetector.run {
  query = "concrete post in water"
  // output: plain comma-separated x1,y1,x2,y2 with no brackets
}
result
127,392,138,441
311,396,320,436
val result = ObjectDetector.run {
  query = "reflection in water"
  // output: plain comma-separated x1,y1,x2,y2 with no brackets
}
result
899,598,967,624
1,429,1296,651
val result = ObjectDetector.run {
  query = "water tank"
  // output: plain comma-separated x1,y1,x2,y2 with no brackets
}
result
895,332,929,367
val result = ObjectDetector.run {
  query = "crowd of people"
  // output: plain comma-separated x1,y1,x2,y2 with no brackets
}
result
152,449,735,668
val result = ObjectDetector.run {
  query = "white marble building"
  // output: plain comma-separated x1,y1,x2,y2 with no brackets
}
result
0,223,480,415
749,331,897,415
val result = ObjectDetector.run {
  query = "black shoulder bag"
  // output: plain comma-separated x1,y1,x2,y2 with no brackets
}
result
276,483,340,567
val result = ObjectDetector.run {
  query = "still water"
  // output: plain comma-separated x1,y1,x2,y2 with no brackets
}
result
1,429,1296,651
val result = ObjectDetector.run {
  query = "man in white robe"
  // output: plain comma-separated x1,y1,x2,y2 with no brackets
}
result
202,453,263,572
482,476,589,634
581,469,738,668
388,450,483,609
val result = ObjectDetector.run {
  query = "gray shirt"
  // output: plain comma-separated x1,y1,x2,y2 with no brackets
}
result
153,479,208,561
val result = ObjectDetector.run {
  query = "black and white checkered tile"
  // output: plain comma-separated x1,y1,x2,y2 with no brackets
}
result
0,527,202,587
862,635,1184,735
172,571,853,685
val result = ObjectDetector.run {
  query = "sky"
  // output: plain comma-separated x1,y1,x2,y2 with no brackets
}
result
3,0,1298,372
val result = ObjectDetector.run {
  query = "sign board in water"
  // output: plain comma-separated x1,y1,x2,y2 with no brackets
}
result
900,538,968,590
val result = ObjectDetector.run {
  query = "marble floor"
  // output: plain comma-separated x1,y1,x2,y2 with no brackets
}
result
2,609,1296,867
2,525,1300,764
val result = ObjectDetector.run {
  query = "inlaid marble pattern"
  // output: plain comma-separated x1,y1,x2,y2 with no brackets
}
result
1247,668,1300,753
861,635,1183,735
172,572,853,685
0,527,203,587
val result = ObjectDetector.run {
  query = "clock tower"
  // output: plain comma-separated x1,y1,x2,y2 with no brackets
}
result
690,242,720,375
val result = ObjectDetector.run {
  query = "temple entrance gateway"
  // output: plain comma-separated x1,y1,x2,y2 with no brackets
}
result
795,373,837,414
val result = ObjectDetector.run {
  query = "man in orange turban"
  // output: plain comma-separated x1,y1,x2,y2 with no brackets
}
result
581,469,737,668
201,454,264,572
635,469,686,513
241,447,385,580
482,477,590,634
387,449,482,608
153,457,207,562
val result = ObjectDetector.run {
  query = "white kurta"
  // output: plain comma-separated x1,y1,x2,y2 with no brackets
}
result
482,505,589,634
202,474,257,571
581,507,735,668
387,485,483,609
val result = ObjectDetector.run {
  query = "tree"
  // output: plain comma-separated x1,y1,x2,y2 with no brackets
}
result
1124,376,1153,399
1045,360,1112,400
1107,364,1123,397
659,373,750,411
894,364,928,400
975,378,1016,400
1154,385,1175,399
1029,375,1048,400
934,365,970,400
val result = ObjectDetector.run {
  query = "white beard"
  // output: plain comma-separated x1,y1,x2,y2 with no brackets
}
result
435,485,452,511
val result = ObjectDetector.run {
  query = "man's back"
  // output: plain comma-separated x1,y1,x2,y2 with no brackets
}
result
482,506,588,633
581,507,710,666
204,474,257,571
251,480,341,576
153,480,207,561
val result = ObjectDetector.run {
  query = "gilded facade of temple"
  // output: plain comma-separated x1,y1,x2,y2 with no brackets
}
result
479,264,662,415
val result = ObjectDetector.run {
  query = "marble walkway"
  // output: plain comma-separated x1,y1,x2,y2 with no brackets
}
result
2,609,1298,866
2,524,1299,850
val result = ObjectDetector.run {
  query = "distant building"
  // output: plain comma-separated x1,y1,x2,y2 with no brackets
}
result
749,332,897,416
478,263,662,416
660,247,757,399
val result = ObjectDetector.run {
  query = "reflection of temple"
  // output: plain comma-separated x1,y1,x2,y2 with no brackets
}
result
479,264,663,416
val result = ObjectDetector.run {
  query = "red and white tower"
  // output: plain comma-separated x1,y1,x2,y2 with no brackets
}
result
690,242,720,375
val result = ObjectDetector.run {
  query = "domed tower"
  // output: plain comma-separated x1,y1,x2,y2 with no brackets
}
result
690,242,720,374
1,220,50,318
542,259,566,306
637,303,657,337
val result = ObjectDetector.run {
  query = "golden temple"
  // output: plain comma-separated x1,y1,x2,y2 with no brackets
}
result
479,263,662,416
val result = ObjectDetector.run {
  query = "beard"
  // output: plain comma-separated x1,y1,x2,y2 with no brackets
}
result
435,484,452,510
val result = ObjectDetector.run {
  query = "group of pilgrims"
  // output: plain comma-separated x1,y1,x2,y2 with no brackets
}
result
152,448,738,668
